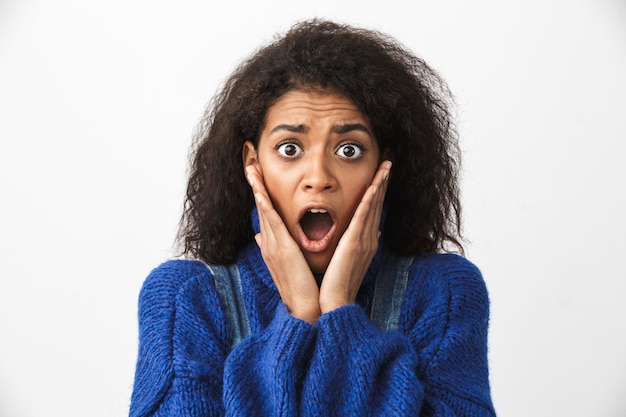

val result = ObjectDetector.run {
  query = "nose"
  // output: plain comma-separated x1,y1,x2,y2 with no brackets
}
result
302,153,337,192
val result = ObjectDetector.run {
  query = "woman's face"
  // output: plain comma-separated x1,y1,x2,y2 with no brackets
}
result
243,89,380,273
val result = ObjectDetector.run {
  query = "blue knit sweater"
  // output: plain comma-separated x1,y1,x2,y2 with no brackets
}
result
129,238,495,416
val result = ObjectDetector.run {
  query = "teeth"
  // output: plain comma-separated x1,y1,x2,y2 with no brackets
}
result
309,209,328,214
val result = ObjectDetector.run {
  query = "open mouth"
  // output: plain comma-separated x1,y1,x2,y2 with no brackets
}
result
300,209,334,241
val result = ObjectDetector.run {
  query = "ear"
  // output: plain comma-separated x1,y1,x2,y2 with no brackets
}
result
242,140,261,174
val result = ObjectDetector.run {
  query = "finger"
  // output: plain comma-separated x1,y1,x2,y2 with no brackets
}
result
254,190,306,272
246,165,271,202
254,191,290,237
371,160,392,228
246,166,287,240
254,192,271,241
349,160,391,233
364,160,391,228
246,165,271,235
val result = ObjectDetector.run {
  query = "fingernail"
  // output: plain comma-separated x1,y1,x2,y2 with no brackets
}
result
247,174,254,186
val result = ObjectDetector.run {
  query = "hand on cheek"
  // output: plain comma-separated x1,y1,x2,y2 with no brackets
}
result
245,166,321,323
318,160,392,314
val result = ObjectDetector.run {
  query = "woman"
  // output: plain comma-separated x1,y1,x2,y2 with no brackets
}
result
129,18,496,417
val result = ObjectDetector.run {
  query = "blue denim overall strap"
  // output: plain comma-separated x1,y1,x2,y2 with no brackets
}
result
207,253,412,349
205,263,251,349
370,252,415,331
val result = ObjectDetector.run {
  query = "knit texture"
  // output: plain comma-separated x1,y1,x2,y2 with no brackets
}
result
129,242,495,417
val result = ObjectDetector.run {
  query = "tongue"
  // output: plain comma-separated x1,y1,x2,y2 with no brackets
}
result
300,212,333,241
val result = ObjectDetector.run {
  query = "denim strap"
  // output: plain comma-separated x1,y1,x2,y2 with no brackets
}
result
206,263,251,349
208,253,412,349
370,252,415,331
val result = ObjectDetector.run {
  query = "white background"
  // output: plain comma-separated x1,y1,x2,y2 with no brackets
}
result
1,1,625,416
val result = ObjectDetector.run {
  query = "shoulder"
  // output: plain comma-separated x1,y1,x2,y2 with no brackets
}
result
136,258,230,349
409,253,487,298
137,258,228,331
412,252,482,280
137,258,217,330
139,258,212,299
402,253,490,329
141,257,229,305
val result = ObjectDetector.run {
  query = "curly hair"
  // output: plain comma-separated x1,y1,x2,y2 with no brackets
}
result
178,18,464,264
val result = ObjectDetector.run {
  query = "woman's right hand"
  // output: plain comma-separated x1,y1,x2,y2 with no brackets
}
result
246,165,321,324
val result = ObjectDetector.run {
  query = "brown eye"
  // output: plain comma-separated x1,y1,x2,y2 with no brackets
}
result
336,143,363,159
277,142,303,158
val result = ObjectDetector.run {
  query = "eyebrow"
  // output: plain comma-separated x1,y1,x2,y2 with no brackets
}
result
332,123,371,136
268,123,372,136
269,124,307,134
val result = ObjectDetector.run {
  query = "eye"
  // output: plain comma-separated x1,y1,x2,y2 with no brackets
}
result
276,142,303,158
336,143,363,159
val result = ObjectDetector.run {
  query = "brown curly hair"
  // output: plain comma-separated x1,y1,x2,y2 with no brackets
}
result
178,18,464,264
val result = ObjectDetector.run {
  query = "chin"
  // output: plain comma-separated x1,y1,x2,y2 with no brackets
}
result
305,253,332,275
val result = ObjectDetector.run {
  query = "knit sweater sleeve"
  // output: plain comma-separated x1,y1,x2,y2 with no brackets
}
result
222,303,318,416
414,254,495,416
129,259,231,417
297,253,495,417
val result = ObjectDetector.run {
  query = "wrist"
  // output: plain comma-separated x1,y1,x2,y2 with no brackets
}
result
319,296,351,315
288,303,321,324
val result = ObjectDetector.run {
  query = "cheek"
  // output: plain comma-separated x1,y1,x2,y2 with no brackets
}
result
350,182,370,211
352,167,376,194
259,165,293,216
341,169,375,214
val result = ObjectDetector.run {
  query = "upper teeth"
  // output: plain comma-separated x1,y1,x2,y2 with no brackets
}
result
309,209,328,214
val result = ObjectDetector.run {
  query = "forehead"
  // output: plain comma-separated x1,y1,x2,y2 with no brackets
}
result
263,89,371,128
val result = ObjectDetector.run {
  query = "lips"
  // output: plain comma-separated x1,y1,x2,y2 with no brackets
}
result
297,205,336,252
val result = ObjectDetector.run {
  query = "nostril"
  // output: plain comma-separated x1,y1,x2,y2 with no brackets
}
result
304,183,333,191
302,167,336,191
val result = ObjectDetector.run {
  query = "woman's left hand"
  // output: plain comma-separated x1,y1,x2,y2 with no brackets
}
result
318,160,392,314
